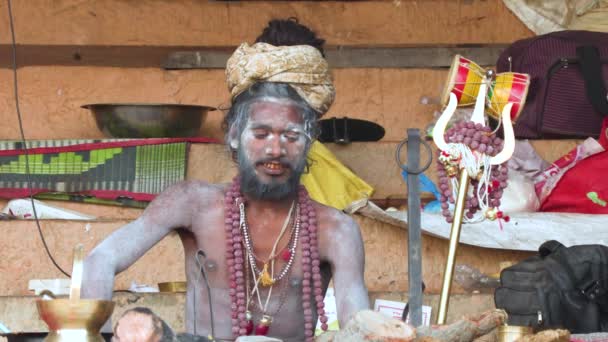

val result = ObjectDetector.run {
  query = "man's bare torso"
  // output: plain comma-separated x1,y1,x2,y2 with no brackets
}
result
83,179,367,341
176,181,337,341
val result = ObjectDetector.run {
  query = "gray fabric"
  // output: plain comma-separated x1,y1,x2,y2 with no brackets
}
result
502,0,608,34
175,333,211,342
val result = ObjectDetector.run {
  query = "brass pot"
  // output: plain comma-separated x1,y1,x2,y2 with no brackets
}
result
37,299,115,342
498,325,533,342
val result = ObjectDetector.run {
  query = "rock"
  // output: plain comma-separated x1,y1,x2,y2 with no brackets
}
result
415,309,507,342
315,331,337,342
235,336,283,342
331,310,416,342
515,329,570,342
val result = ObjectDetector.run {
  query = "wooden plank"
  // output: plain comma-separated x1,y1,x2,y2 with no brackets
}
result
0,293,188,334
0,293,494,333
0,67,444,142
0,45,220,69
0,218,531,296
0,1,531,46
0,139,583,206
5,68,579,144
165,46,506,69
0,220,186,297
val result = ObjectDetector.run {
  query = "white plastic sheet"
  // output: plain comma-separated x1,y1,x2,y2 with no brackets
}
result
355,200,608,251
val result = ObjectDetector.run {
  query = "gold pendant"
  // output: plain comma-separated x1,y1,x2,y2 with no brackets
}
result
259,263,275,287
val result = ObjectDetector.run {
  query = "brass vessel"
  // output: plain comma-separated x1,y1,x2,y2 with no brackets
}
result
37,245,115,341
158,281,187,293
498,325,533,342
37,299,115,342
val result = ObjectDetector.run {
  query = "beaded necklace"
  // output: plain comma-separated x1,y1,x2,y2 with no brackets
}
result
224,178,328,341
242,200,297,335
436,121,510,224
240,200,299,287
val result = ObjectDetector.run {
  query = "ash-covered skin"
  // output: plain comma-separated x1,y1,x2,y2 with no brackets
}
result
237,101,309,201
82,90,369,342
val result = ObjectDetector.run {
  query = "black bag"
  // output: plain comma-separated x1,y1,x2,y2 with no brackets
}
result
318,117,385,144
496,30,608,139
495,240,608,333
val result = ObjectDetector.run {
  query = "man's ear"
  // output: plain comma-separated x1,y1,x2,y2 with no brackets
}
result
228,126,239,149
230,139,238,149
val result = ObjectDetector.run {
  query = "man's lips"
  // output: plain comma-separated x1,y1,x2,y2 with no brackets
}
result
258,161,289,175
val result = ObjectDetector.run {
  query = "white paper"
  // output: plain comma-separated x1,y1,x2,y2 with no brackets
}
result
28,278,71,296
3,198,95,220
374,299,432,326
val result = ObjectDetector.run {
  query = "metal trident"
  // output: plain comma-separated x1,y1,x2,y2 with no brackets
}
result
432,74,516,324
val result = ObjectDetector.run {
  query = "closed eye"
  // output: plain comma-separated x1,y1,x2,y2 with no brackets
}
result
252,129,269,139
283,131,301,142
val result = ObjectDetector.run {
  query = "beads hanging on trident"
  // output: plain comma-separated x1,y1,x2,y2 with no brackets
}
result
433,55,530,325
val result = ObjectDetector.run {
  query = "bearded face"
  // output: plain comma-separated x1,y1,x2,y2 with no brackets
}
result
236,101,309,201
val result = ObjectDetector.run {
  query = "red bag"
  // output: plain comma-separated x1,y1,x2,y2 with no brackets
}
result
540,130,608,214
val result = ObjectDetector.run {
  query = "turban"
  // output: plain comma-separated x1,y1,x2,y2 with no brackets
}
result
225,42,335,116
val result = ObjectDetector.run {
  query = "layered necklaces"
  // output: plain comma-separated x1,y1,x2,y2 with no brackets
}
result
224,178,329,341
241,199,299,335
240,200,299,289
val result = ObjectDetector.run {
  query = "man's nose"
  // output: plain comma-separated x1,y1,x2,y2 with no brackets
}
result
265,135,286,157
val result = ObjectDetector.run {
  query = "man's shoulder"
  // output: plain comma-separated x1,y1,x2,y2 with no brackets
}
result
313,201,358,233
159,180,227,202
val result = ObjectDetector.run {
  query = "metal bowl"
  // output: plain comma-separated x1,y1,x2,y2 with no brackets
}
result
83,103,215,138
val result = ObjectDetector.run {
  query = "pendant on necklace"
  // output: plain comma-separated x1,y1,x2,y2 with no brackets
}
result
259,263,275,287
254,315,273,335
281,249,291,262
245,311,254,335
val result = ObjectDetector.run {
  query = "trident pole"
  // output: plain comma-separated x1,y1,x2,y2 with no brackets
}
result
436,170,470,324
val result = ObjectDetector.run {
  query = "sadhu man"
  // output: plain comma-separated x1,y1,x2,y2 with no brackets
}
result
82,20,369,342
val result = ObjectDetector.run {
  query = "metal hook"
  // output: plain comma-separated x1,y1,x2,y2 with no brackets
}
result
395,137,433,175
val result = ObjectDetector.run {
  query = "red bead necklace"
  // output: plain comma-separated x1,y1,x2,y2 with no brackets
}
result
436,121,510,223
224,179,328,341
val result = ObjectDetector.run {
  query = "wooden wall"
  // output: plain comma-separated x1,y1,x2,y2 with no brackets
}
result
0,0,533,142
0,0,542,320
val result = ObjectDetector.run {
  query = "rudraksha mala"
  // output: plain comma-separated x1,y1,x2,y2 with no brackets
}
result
436,121,510,223
224,178,328,341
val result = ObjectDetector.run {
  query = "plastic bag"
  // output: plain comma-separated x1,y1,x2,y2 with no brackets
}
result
301,142,374,210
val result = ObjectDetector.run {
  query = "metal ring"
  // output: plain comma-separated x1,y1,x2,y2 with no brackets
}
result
395,138,433,175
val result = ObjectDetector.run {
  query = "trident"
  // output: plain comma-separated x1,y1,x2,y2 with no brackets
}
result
432,71,516,324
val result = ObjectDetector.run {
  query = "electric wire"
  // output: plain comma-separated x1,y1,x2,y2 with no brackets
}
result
195,250,216,341
6,0,70,277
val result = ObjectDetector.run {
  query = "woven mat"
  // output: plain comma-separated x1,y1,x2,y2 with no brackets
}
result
0,138,215,202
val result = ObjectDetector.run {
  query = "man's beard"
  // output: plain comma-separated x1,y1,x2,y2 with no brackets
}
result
237,149,306,201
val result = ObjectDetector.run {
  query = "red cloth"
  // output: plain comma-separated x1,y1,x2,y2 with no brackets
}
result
540,144,608,214
600,117,608,149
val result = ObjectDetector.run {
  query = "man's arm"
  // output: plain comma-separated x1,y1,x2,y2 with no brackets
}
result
81,181,196,300
324,213,370,327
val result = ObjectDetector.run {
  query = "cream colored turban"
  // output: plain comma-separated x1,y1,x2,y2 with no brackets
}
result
225,42,336,116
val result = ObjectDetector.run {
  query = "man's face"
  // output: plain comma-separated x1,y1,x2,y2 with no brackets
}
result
236,100,309,200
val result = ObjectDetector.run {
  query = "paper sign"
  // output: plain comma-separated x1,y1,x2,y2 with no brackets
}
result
374,299,432,326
